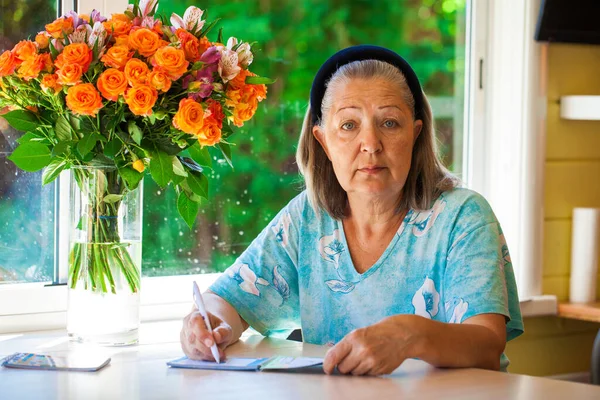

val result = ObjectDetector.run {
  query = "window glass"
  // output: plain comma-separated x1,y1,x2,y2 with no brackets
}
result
0,0,58,284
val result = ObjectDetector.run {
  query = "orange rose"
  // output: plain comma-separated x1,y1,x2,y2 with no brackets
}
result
173,98,204,135
132,159,145,172
79,14,90,23
151,46,189,80
197,121,221,147
226,86,260,127
205,99,224,128
12,41,37,63
147,70,171,92
198,37,211,56
97,68,128,101
66,83,103,116
41,73,62,93
228,68,249,90
103,14,132,38
0,51,18,77
129,28,166,58
55,43,93,72
45,17,74,39
101,45,133,70
17,54,47,80
35,33,50,49
228,69,267,102
56,63,83,85
175,29,200,62
39,53,53,73
231,100,258,127
115,36,130,47
124,58,149,86
124,84,157,116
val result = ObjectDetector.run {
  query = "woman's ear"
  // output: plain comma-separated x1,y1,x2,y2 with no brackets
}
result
413,119,423,145
312,125,331,160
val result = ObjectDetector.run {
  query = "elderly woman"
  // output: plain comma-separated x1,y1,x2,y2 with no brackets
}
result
180,45,523,375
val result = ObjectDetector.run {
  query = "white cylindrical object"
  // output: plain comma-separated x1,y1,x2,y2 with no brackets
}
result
560,96,600,120
569,208,600,303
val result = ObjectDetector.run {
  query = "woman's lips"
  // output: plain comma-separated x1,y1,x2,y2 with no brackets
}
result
358,166,385,174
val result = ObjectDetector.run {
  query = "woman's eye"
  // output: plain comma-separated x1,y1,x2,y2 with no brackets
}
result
383,120,398,128
341,121,355,130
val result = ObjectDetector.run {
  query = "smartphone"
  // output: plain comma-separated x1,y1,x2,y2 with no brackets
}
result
1,352,111,372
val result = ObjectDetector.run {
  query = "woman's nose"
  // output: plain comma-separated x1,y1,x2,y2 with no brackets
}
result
360,123,382,153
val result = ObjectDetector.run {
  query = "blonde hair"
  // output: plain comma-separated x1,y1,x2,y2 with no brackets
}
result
296,60,459,219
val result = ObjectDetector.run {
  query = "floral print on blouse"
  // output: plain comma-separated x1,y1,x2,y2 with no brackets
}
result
210,188,524,371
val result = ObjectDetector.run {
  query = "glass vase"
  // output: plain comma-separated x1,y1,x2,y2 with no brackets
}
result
66,166,143,346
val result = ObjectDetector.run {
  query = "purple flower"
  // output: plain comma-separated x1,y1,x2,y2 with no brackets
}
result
90,10,107,24
65,11,86,28
196,64,217,81
200,46,221,64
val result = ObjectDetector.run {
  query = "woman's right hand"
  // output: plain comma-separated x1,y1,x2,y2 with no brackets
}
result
180,309,234,361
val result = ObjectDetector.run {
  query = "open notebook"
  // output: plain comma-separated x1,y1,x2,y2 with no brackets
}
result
167,356,324,372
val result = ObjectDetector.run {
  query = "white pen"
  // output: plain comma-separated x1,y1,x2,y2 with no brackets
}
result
193,281,221,363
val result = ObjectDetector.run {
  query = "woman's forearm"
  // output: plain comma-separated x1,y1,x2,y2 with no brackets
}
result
203,290,249,344
403,316,505,370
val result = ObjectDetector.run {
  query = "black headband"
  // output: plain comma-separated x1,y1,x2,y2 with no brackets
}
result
309,45,424,126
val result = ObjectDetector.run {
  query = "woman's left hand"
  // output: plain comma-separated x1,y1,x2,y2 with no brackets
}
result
322,315,423,376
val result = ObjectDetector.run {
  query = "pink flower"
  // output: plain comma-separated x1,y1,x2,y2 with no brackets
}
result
170,6,205,34
200,46,221,64
90,10,106,24
217,47,240,83
227,37,253,69
139,0,158,17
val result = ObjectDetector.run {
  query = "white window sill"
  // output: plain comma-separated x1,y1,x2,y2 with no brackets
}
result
0,273,221,334
519,295,558,318
0,272,557,334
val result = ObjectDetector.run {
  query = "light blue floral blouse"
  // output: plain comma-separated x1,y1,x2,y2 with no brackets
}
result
210,188,524,370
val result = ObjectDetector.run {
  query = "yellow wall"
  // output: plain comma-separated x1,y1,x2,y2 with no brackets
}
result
505,44,600,376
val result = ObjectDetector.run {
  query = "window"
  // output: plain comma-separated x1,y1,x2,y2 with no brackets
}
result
0,0,58,285
0,0,474,329
144,0,468,277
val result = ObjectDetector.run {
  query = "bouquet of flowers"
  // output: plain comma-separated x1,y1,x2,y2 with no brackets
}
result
0,0,271,295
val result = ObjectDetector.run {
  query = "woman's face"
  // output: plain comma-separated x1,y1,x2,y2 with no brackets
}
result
313,77,422,202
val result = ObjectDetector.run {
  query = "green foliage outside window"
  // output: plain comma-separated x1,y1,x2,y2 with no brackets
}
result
141,0,466,276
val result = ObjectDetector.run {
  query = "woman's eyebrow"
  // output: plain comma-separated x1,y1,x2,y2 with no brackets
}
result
334,106,360,114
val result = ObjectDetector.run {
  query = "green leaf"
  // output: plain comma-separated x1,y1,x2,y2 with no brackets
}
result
52,141,72,157
118,166,144,190
49,40,58,58
103,194,123,204
186,170,208,198
217,27,223,44
3,110,39,132
172,173,184,185
16,132,42,145
188,142,212,168
172,156,188,177
103,138,121,159
77,133,101,156
177,191,200,229
128,121,143,145
55,116,73,141
42,159,68,185
218,143,233,169
198,18,221,38
8,142,51,172
245,76,277,85
150,148,173,187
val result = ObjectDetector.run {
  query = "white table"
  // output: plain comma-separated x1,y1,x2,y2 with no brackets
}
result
1,320,600,399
